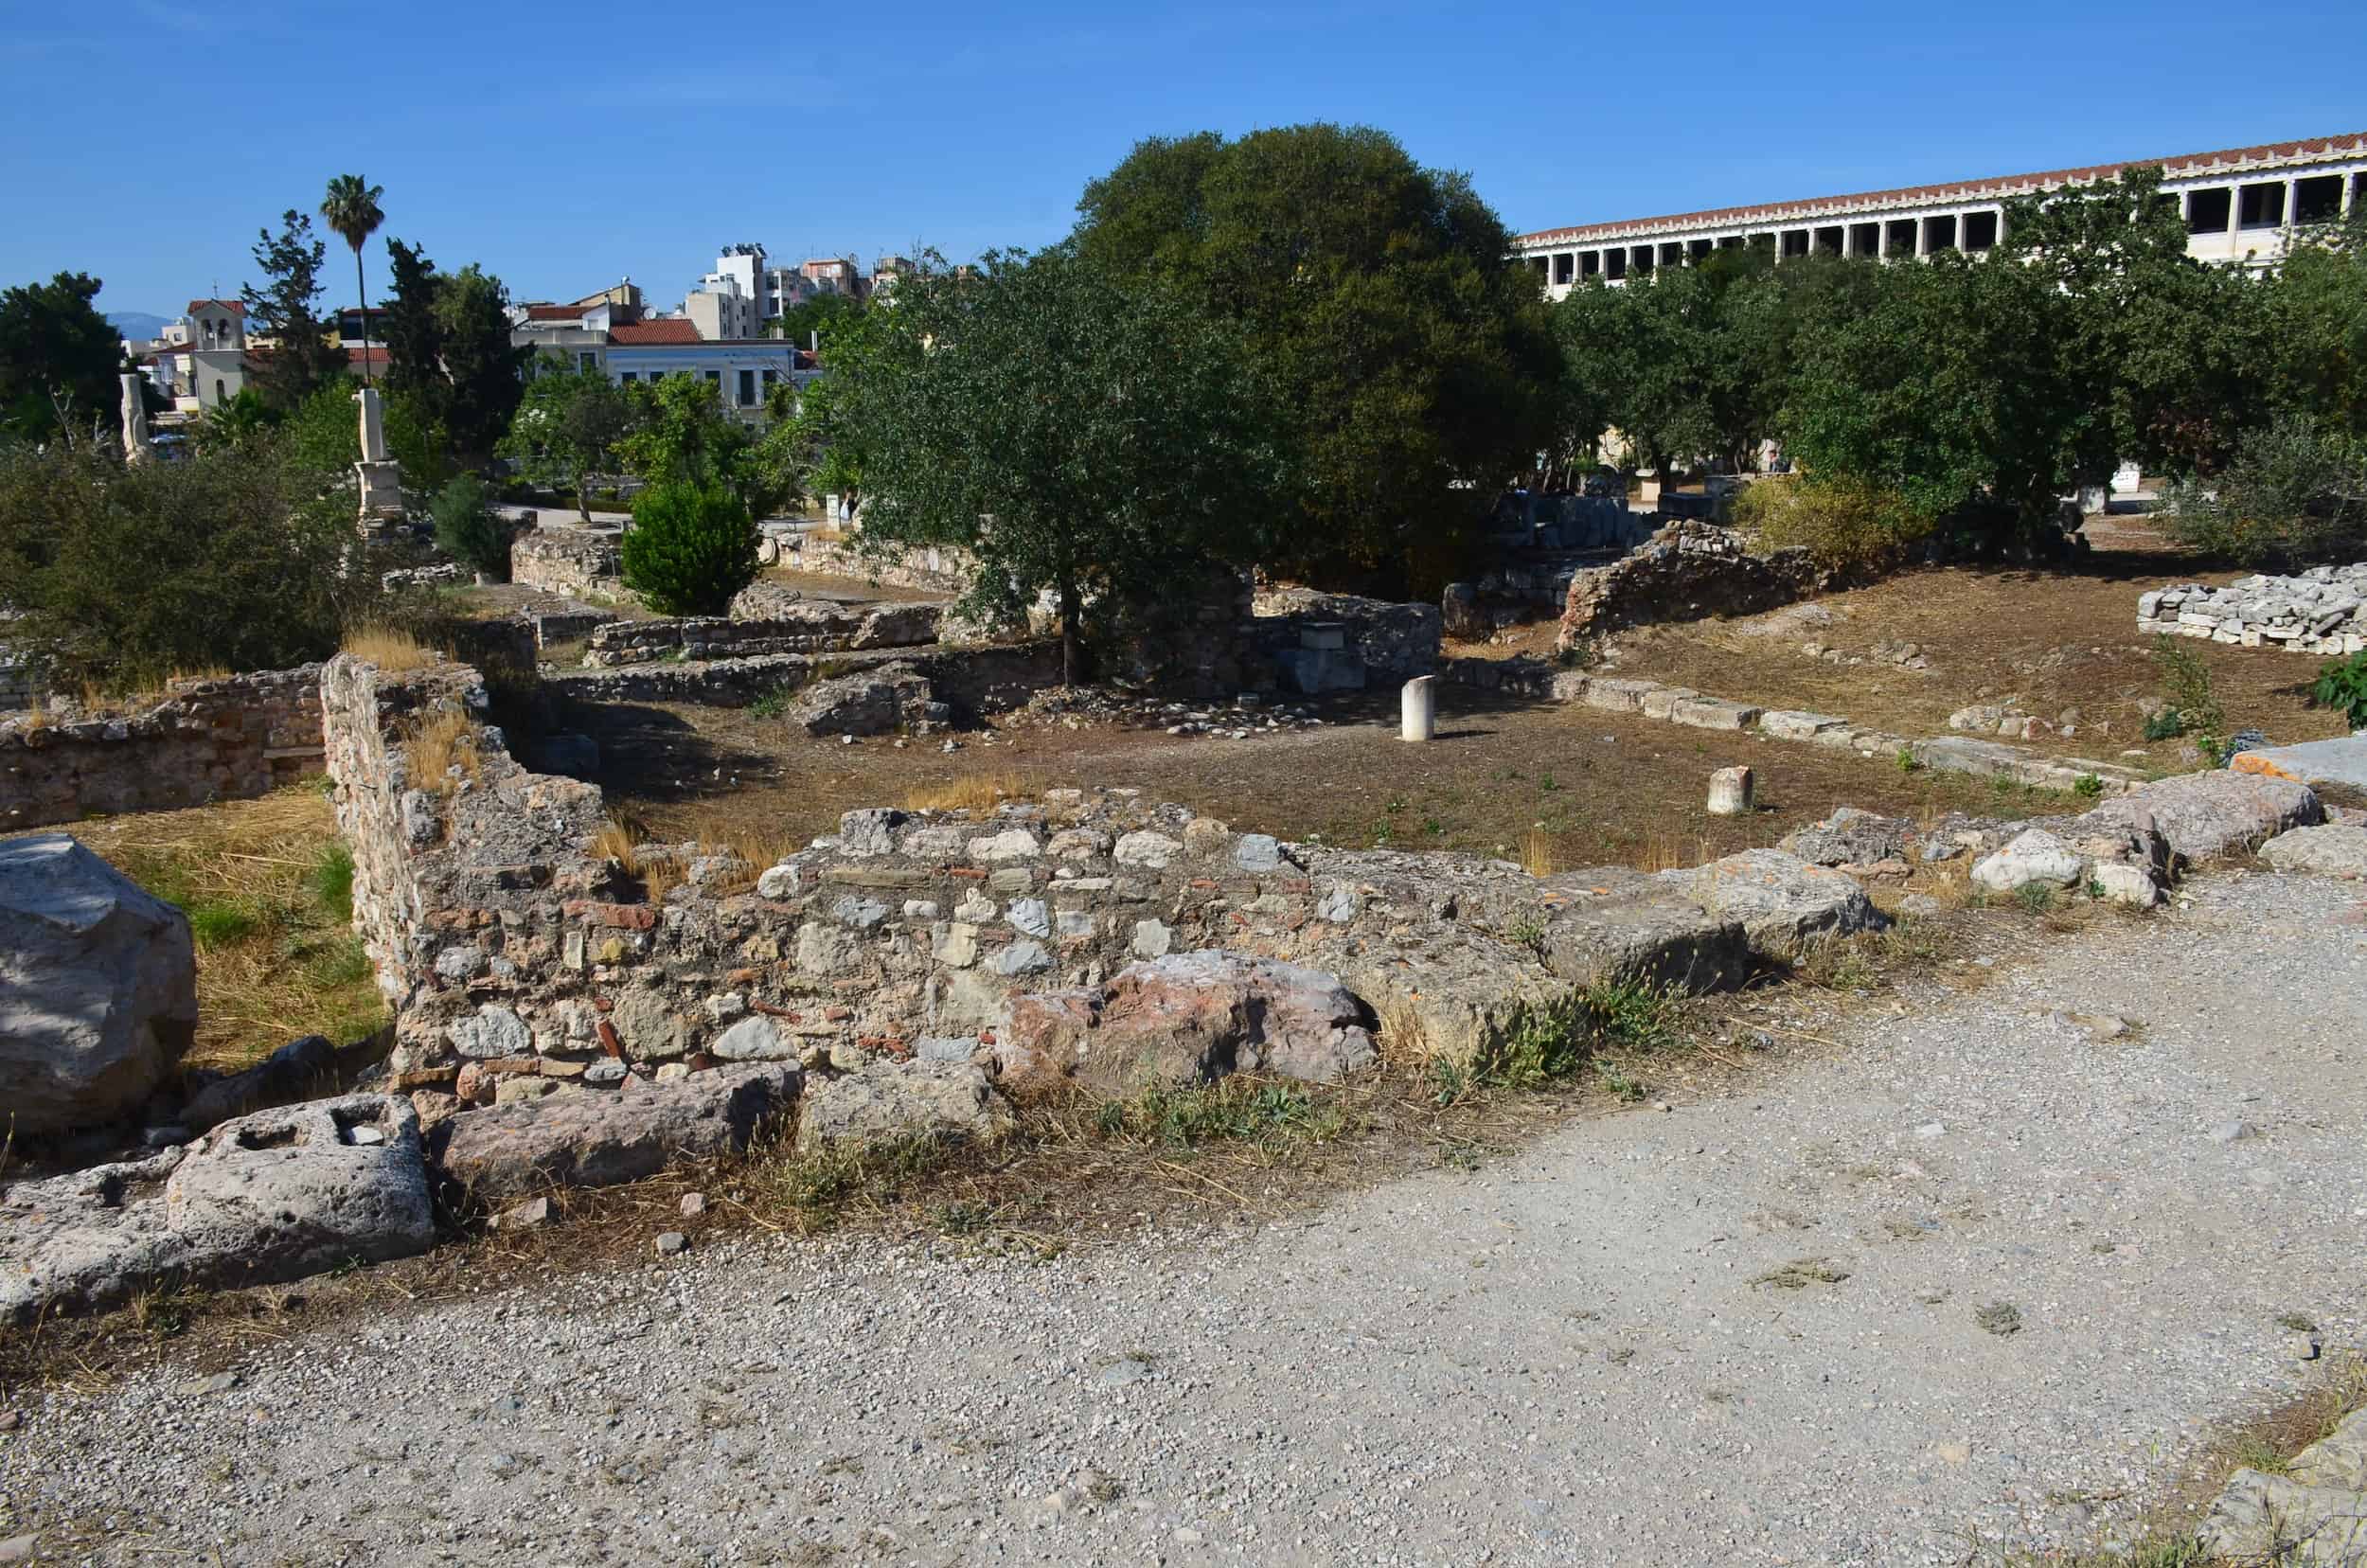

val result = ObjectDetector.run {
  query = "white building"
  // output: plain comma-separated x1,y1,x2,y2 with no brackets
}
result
149,298,248,411
1517,132,2367,297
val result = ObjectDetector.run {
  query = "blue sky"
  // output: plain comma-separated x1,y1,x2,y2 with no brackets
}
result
4,0,2362,318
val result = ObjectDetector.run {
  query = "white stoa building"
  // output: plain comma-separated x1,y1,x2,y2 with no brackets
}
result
1517,132,2367,296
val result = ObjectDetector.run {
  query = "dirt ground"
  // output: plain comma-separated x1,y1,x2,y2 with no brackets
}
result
1462,526,2350,772
577,685,2052,870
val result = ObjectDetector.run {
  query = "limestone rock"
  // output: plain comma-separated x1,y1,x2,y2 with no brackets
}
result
2260,824,2367,879
795,1059,1014,1149
1660,848,1886,957
0,1094,433,1324
1780,807,1914,868
180,1034,338,1133
0,833,198,1136
435,1064,797,1199
1972,829,2087,893
2197,1468,2367,1566
2071,771,2322,862
1080,952,1378,1090
790,662,932,737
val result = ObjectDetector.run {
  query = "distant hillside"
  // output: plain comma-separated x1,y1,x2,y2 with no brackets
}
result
107,311,172,341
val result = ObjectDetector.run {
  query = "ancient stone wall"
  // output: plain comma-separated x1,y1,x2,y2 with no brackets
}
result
322,652,1885,1117
1558,522,1832,648
789,534,973,596
1251,587,1443,684
0,666,327,830
551,642,1061,722
2139,567,2367,655
512,526,635,604
582,604,943,666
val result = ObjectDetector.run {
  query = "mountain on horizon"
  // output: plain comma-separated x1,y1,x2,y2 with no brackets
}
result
107,311,172,341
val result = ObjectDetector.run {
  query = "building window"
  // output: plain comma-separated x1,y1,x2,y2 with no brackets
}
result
1579,251,1600,278
578,351,597,372
2237,181,2286,230
1552,252,1574,285
1962,211,2000,252
1884,219,1918,256
762,368,778,390
2295,175,2343,225
214,379,224,402
738,368,756,406
618,371,636,383
2186,187,2233,234
1848,222,1880,258
1780,229,1809,259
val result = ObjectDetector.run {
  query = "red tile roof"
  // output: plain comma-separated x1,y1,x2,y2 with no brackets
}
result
346,346,391,367
186,298,244,315
1517,131,2367,246
607,320,704,346
525,303,588,322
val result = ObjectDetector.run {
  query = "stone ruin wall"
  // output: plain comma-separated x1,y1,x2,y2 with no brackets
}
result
0,665,327,830
2138,566,2367,656
788,533,973,596
1558,522,1835,648
581,604,945,667
511,526,633,604
321,652,1897,1123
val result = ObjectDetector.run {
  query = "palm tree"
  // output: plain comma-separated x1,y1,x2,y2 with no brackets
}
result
320,174,385,387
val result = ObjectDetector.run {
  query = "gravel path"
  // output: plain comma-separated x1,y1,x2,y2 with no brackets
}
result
5,869,2363,1566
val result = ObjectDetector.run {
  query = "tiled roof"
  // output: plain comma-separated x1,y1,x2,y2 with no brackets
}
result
346,346,391,366
186,298,244,315
607,320,704,346
1517,132,2367,246
524,303,587,322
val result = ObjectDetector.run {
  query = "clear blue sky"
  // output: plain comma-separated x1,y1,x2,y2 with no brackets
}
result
5,0,2362,319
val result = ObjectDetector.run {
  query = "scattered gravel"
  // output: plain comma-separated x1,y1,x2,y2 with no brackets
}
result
3,869,2361,1565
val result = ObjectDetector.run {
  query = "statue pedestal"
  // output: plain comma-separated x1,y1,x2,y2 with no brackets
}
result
356,460,404,533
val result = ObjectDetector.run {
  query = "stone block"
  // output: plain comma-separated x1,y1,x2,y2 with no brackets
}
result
436,1064,796,1199
1670,697,1763,731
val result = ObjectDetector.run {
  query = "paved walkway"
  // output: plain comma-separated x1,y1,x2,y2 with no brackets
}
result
4,870,2362,1565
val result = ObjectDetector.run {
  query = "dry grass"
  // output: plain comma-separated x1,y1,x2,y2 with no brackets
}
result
905,773,1032,812
342,625,439,672
590,808,792,901
1,787,386,1073
1520,829,1561,877
400,708,482,793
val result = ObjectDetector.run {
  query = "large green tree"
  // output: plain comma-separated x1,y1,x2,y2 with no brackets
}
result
379,238,443,404
2002,166,2268,479
501,355,636,520
241,209,347,411
2267,201,2367,440
431,264,529,465
320,174,385,387
0,272,119,443
1074,123,1557,589
618,372,776,515
824,245,1286,684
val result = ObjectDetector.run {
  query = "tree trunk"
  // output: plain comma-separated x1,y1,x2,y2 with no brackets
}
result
575,462,592,525
1059,577,1086,687
353,246,372,390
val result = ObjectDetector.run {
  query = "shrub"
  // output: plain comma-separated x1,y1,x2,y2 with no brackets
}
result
2152,635,2226,752
2158,416,2367,565
0,437,388,689
430,472,510,582
620,482,757,616
1732,474,1931,570
2311,650,2367,730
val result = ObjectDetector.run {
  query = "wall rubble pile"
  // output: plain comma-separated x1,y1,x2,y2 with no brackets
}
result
2138,567,2367,654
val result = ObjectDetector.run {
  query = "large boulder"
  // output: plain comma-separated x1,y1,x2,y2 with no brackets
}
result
434,1064,797,1199
2068,771,2322,862
1658,849,1886,958
1079,952,1378,1091
795,1058,1014,1150
1778,807,1914,868
0,833,198,1136
2260,824,2367,879
0,1094,434,1323
789,662,934,737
